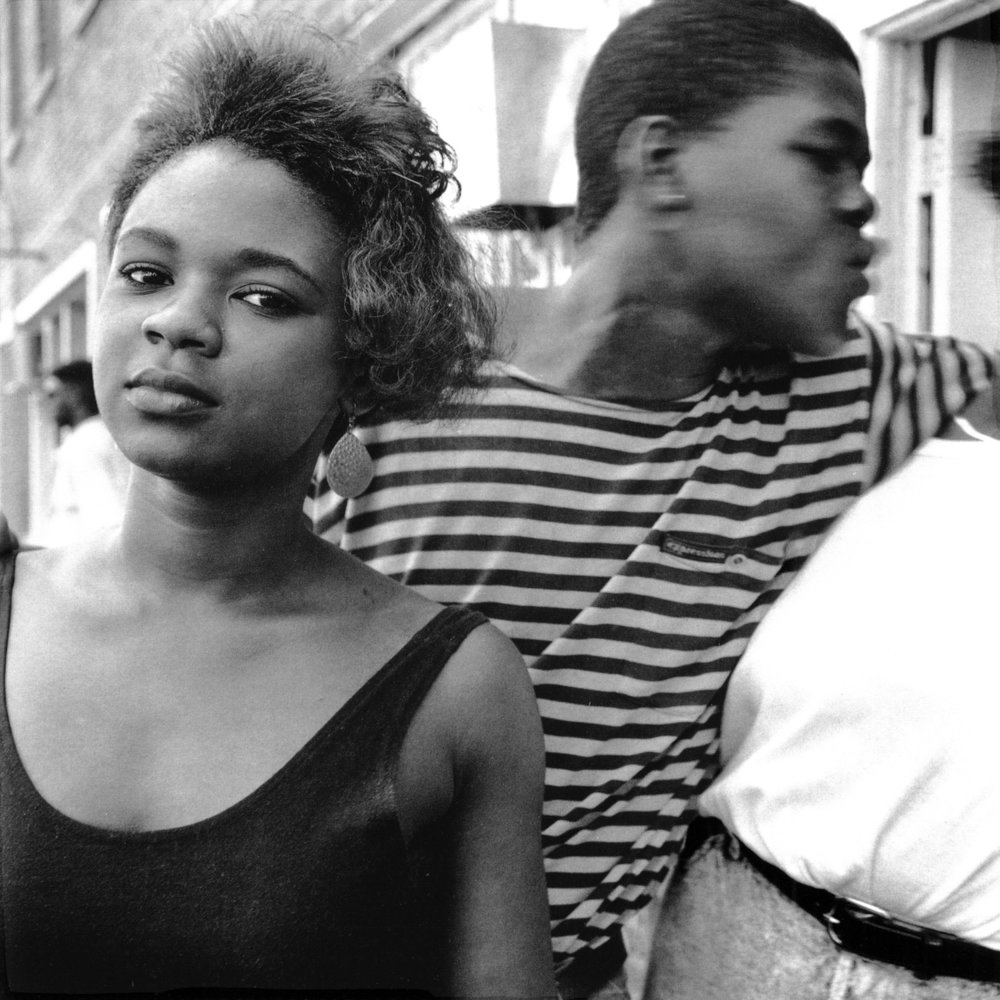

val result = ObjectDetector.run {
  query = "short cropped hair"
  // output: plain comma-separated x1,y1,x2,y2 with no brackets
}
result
105,17,496,421
575,0,860,240
974,134,1000,202
50,359,99,416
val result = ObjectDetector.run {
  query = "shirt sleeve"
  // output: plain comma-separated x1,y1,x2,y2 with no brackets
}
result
858,313,995,486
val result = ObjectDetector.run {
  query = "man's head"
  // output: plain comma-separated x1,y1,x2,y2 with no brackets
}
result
574,0,860,241
568,0,874,360
974,134,999,203
973,133,1000,432
45,359,99,430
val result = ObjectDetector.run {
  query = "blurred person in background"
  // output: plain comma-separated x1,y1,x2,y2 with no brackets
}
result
974,133,999,204
30,359,128,545
642,120,1000,1000
312,1,996,995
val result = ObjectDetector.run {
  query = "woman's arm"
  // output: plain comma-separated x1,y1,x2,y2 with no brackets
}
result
430,623,557,999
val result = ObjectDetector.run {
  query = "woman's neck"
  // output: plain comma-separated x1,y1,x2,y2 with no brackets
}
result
113,468,322,600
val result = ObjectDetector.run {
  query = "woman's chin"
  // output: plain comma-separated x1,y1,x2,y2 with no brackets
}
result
126,454,243,492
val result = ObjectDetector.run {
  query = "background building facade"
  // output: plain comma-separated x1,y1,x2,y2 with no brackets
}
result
1,0,997,538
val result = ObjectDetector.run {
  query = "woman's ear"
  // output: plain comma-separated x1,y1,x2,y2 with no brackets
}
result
321,404,349,455
615,115,688,215
332,360,379,436
335,355,372,415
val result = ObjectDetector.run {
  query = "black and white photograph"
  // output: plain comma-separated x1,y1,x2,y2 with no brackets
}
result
0,1,997,997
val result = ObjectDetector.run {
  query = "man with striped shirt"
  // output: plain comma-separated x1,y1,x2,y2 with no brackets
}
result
310,1,996,994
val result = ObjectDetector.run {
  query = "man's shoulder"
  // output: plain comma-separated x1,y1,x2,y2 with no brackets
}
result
360,364,605,439
780,315,905,389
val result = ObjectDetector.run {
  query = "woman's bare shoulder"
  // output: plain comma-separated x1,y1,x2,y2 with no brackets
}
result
416,616,539,771
6,541,146,654
395,614,539,839
8,540,109,598
316,538,442,624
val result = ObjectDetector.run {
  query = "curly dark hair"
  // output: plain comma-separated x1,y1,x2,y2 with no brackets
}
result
104,16,497,421
575,0,860,240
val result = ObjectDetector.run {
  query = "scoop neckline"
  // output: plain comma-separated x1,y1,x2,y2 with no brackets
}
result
0,551,454,845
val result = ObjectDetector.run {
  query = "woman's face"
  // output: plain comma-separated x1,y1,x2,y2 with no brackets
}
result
676,57,875,356
95,141,346,486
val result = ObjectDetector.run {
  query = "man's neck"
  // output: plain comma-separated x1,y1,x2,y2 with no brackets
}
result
523,285,729,405
516,198,737,403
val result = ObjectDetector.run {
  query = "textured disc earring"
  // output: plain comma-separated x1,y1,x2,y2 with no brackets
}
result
325,416,374,498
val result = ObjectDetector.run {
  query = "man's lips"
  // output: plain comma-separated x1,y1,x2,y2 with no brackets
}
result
842,241,875,298
848,237,879,271
124,368,219,415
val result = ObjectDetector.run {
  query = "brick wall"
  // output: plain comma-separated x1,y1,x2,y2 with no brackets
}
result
2,0,385,299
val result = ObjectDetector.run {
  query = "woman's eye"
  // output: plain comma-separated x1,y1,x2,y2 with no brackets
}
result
237,287,297,316
120,264,169,287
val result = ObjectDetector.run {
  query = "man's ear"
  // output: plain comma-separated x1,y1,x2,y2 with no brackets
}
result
615,115,687,214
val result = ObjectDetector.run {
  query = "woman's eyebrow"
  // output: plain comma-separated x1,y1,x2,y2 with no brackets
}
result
115,229,326,295
233,247,324,295
116,226,177,251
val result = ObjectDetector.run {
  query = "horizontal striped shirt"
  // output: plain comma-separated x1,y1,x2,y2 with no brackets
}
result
308,317,993,966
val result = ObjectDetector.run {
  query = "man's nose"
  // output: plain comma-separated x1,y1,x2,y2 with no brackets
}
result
840,178,876,229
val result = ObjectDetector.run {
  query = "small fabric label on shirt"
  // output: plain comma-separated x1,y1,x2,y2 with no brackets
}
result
661,535,729,563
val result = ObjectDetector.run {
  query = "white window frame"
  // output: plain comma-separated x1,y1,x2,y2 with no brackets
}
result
12,240,100,535
863,0,1000,338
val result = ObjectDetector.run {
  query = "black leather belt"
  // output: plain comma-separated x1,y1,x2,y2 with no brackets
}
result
684,817,1000,985
555,928,626,999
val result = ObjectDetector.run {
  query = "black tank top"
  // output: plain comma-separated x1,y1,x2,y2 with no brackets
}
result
0,551,488,996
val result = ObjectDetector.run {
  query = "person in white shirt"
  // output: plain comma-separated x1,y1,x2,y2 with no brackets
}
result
645,367,1000,999
32,360,128,545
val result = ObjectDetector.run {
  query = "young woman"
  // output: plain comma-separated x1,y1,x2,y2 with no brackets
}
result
0,18,555,998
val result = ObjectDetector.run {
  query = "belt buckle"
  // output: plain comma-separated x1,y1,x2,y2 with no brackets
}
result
821,895,884,946
822,898,847,949
822,897,944,981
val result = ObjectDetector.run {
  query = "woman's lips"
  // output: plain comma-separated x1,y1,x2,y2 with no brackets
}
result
125,369,218,416
125,385,216,415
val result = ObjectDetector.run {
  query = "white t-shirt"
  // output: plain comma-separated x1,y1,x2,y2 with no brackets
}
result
701,434,1000,948
33,416,128,546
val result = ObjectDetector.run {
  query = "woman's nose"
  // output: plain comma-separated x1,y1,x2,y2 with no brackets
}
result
140,290,222,357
